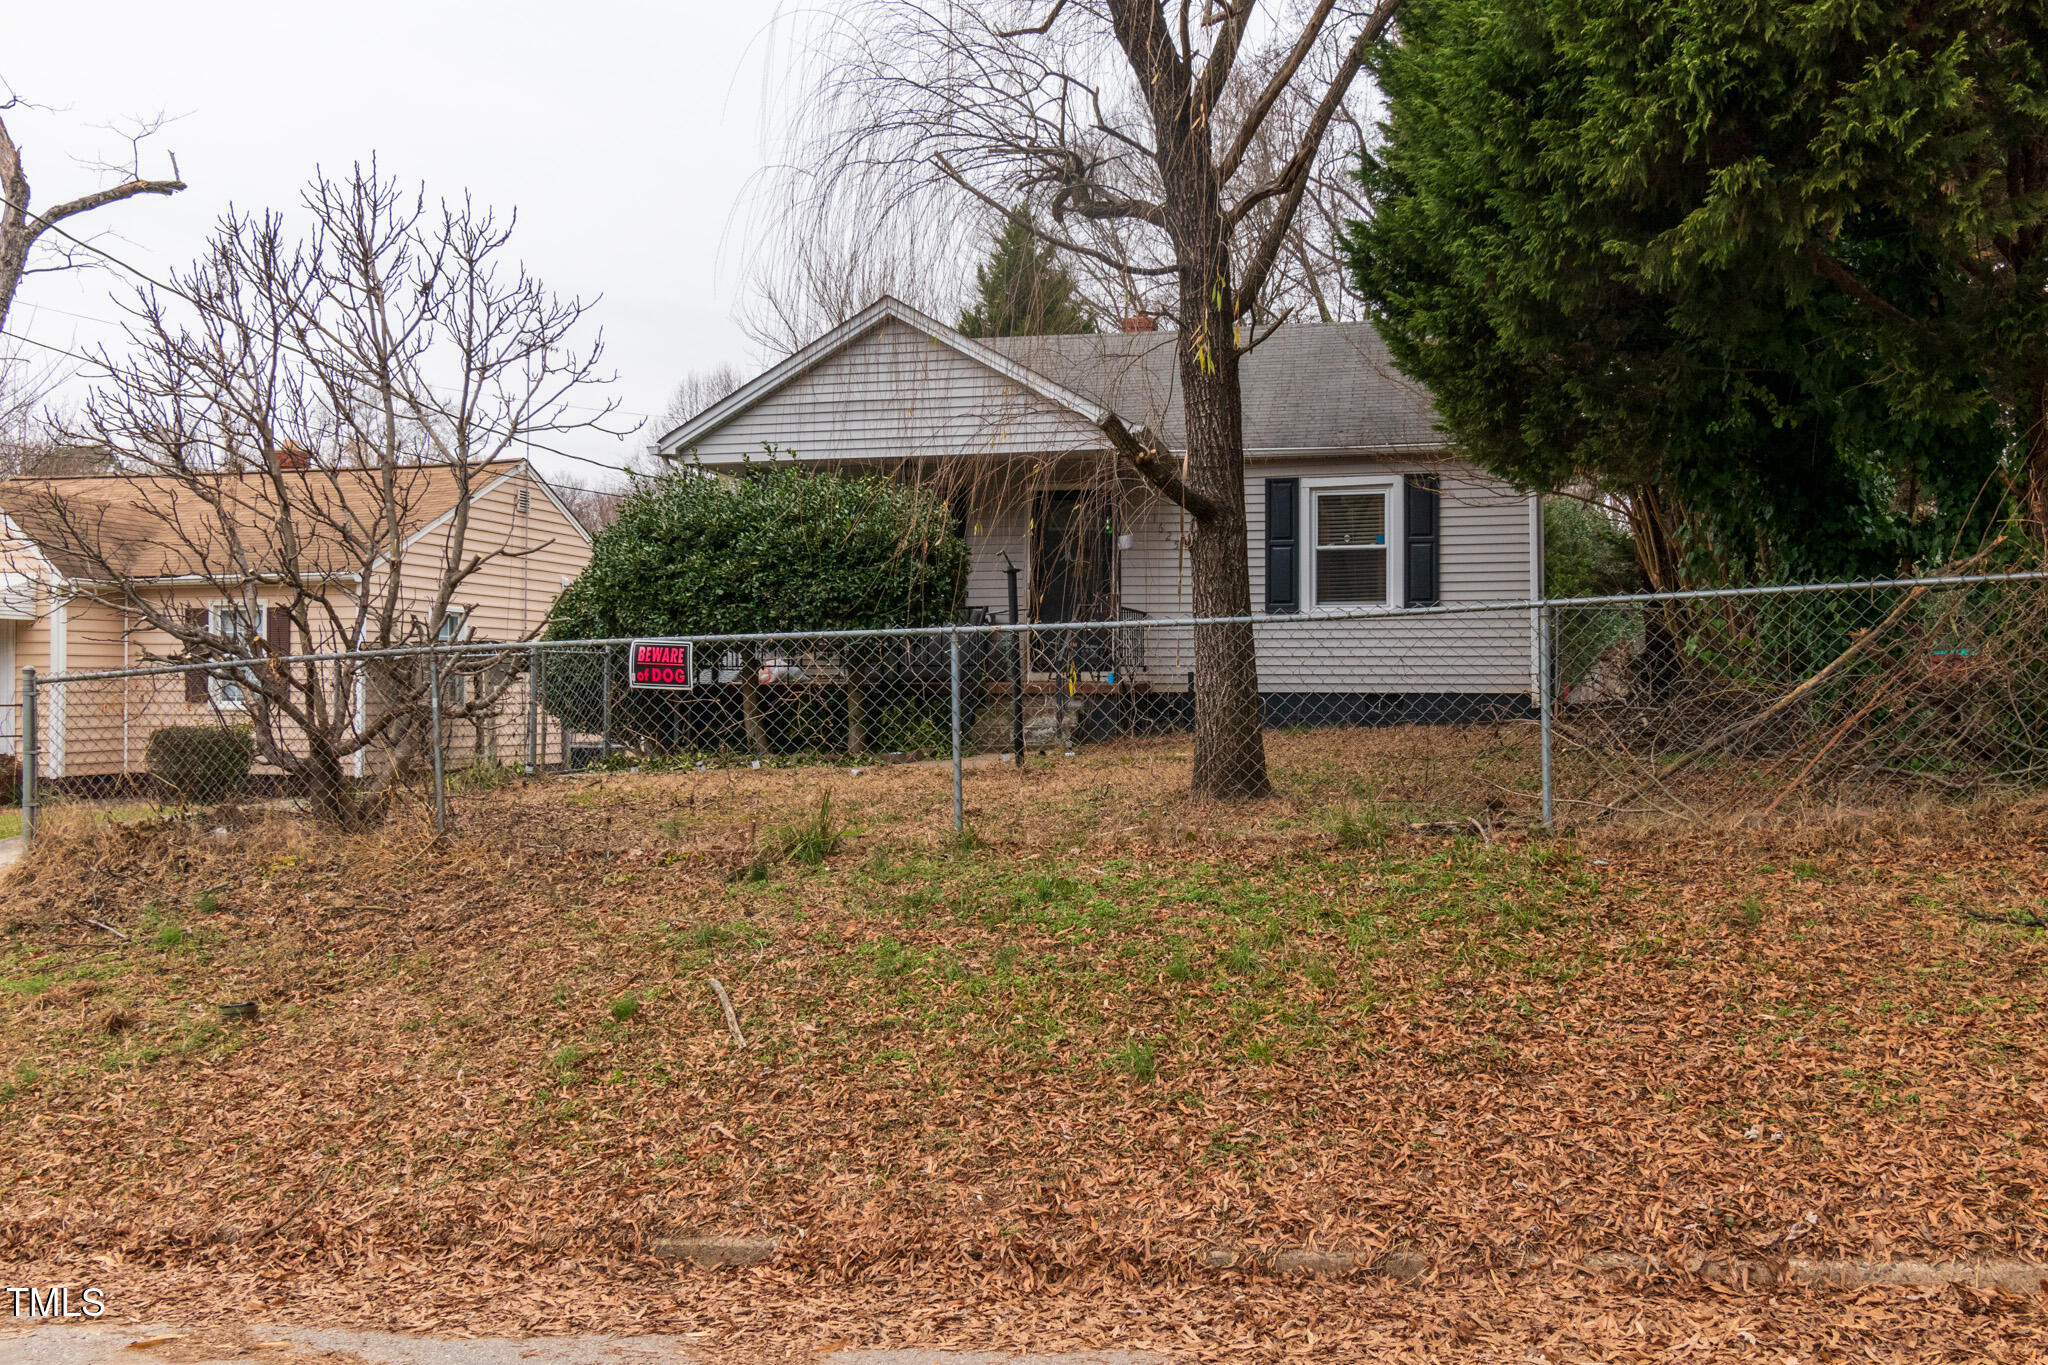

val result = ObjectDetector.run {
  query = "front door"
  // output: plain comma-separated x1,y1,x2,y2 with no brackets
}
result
1030,490,1117,674
1031,490,1116,622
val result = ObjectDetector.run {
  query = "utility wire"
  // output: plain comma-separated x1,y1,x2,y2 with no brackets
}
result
0,190,645,478
0,329,105,368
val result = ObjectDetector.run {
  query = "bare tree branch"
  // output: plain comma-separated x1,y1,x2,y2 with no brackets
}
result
0,103,186,336
1100,410,1219,519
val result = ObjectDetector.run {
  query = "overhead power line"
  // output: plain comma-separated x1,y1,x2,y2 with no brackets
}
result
0,191,646,477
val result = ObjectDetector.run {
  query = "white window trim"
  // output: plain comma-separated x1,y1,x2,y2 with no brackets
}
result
1302,473,1404,611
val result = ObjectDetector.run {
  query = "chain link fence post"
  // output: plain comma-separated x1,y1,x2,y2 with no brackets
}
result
526,645,540,774
600,645,613,760
1538,601,1555,829
427,645,447,833
1004,555,1025,769
19,667,36,853
949,629,965,833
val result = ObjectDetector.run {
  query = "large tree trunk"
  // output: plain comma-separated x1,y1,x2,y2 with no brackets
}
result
1622,483,1687,703
299,745,367,828
1179,285,1271,799
1171,225,1261,802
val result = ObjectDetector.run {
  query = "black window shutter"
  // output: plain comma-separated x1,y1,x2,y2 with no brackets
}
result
1264,478,1299,613
1404,474,1440,607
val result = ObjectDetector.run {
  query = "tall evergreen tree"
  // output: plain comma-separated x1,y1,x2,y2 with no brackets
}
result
1344,0,2028,585
957,211,1094,339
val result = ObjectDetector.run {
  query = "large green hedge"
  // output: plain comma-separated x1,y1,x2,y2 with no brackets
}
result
541,461,969,754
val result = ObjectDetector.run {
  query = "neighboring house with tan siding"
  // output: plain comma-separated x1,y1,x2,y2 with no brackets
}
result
655,296,1541,717
0,459,591,780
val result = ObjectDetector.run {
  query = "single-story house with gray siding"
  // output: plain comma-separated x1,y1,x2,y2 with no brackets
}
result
654,296,1540,721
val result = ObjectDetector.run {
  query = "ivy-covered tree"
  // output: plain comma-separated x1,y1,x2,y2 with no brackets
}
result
1344,0,2026,586
545,460,967,754
956,210,1095,339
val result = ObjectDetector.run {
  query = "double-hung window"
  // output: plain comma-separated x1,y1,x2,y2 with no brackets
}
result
1311,483,1398,607
207,604,265,708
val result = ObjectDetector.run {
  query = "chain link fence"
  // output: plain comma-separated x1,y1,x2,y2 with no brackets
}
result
14,572,2048,849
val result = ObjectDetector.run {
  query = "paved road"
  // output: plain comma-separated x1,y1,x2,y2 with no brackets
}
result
1,1323,1166,1365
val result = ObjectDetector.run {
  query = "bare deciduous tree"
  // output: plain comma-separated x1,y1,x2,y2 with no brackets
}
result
0,91,187,337
553,476,631,533
736,206,965,358
655,363,746,436
14,164,618,824
795,0,1401,798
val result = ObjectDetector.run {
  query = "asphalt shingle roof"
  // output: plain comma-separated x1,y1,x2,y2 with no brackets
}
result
983,321,1442,452
0,460,524,581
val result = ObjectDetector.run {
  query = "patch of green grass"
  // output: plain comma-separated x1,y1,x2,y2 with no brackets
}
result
1221,941,1262,976
1330,802,1389,852
1110,1040,1157,1082
769,790,843,866
1301,955,1339,991
193,891,220,915
610,994,641,1024
449,759,522,794
2,973,53,996
670,921,771,953
549,1043,589,1078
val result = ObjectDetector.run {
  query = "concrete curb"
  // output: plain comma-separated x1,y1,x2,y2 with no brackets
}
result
1204,1246,2046,1293
648,1235,779,1267
648,1235,2045,1296
1578,1251,2048,1295
1198,1248,1431,1280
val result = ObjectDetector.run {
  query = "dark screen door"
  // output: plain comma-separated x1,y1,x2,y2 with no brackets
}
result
1032,489,1115,622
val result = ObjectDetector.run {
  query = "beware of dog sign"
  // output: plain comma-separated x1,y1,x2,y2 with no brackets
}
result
629,639,695,690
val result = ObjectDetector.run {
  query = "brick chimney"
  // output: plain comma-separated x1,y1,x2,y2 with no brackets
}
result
273,442,315,471
1120,312,1158,333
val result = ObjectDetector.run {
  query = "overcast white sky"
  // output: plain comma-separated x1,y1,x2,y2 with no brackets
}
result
4,0,798,485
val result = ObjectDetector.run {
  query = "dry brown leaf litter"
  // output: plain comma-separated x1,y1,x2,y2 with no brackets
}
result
2,730,2045,1360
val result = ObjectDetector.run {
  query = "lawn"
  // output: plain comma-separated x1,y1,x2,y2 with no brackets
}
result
2,730,2045,1359
0,798,166,843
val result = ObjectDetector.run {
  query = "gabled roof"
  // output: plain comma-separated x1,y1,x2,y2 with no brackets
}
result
655,296,1111,455
983,323,1442,453
656,295,1447,459
0,459,553,583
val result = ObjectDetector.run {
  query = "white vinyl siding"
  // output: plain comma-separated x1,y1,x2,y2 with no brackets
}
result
683,318,1108,465
946,457,1538,695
